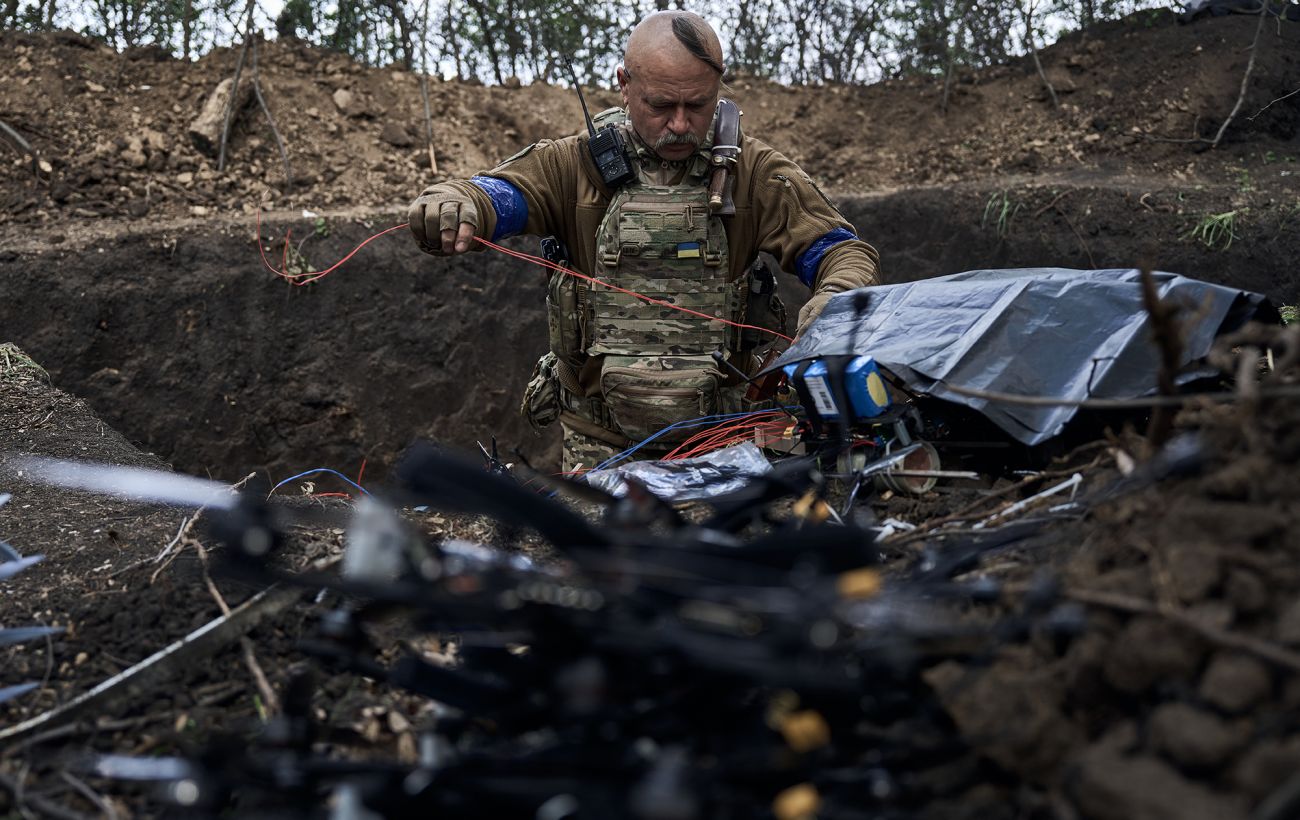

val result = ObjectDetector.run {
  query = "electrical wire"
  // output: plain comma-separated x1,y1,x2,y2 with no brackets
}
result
474,237,795,344
268,468,371,498
254,216,796,346
255,212,407,287
588,407,802,474
587,409,793,473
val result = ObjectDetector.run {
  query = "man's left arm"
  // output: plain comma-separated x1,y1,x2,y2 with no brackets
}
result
747,145,881,336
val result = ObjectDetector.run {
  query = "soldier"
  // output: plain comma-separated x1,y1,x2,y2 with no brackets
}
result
409,11,880,472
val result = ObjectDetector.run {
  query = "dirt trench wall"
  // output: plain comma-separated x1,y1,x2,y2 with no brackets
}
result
841,186,1300,298
2,184,1295,483
1,217,555,482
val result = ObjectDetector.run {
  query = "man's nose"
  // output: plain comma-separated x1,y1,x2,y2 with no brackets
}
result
666,107,690,134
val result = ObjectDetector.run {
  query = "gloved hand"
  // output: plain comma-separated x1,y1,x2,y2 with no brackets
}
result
408,185,479,255
796,291,835,339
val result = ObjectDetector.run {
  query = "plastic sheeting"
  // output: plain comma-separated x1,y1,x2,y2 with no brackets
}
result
769,268,1274,445
584,443,772,502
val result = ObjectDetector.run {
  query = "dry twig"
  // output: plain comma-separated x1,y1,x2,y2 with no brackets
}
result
1248,85,1300,121
0,769,92,820
194,541,281,716
1211,3,1269,148
250,38,293,187
884,446,1108,547
1023,0,1058,109
1061,587,1300,673
1138,267,1183,448
218,0,257,173
58,772,118,820
418,0,439,176
0,119,39,177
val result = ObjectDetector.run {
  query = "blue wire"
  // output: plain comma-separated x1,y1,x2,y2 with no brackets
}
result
589,407,800,473
269,468,371,498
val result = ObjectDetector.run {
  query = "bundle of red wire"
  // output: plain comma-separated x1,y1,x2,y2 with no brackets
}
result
661,410,794,461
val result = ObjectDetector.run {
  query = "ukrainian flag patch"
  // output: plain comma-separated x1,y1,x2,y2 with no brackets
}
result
676,242,702,259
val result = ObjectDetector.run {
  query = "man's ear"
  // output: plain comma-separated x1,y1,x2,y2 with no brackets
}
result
616,66,631,105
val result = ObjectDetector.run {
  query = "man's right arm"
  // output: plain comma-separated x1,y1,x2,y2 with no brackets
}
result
408,137,582,256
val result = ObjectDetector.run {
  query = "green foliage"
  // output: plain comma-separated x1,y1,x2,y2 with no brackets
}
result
982,190,1022,239
0,342,50,382
1,0,1170,86
1184,210,1241,251
1235,168,1254,193
313,217,330,238
1279,305,1298,326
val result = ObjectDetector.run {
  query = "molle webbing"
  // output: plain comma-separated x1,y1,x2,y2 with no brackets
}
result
589,184,732,357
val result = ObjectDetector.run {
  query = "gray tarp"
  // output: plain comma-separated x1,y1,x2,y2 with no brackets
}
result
769,268,1274,445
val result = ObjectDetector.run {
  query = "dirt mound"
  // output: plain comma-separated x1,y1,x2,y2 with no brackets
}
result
917,324,1300,819
1,10,1297,231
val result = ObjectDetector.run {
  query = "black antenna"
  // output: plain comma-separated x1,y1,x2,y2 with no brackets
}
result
563,58,598,138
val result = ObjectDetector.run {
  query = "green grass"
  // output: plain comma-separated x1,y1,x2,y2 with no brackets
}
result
0,342,50,381
1184,210,1241,251
982,191,1022,239
1280,305,1298,326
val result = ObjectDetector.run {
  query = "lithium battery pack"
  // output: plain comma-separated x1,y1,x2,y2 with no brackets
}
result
783,357,891,422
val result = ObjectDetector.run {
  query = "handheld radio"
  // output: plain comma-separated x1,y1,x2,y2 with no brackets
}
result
564,59,636,190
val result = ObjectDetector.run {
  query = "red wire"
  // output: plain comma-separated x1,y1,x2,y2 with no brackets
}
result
673,426,787,461
662,412,788,460
676,417,788,456
474,237,795,344
668,416,784,458
256,212,407,287
253,216,794,343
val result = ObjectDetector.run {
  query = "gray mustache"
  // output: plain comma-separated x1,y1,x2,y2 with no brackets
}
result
654,132,700,149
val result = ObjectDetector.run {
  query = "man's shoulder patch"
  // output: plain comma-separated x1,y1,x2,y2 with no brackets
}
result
496,138,561,170
591,107,628,128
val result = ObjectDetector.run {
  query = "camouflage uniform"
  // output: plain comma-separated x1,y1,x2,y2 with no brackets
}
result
412,107,882,471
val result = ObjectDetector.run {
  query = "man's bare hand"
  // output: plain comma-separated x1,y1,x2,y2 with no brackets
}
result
408,188,479,256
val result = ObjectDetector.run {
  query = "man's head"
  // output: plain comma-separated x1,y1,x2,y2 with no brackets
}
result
617,12,725,161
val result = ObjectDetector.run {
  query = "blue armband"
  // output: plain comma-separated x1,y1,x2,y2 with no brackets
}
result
469,176,528,240
795,227,858,288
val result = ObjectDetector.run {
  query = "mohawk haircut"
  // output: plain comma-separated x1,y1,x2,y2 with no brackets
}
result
670,14,725,75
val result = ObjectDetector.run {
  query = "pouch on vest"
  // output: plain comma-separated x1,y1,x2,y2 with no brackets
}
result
520,352,562,432
599,355,723,444
546,270,588,365
739,261,787,350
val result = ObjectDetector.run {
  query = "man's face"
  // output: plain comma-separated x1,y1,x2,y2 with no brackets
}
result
618,54,719,161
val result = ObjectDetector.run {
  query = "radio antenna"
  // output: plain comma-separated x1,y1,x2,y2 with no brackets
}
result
563,58,598,138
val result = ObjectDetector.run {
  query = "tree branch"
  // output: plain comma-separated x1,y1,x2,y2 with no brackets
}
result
218,0,257,173
250,37,292,187
418,0,438,176
1211,3,1269,148
1023,0,1058,109
1247,85,1300,122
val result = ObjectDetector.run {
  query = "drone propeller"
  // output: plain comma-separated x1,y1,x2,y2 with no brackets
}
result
13,457,239,510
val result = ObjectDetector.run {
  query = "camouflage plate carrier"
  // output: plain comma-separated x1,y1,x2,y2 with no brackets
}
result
521,106,773,467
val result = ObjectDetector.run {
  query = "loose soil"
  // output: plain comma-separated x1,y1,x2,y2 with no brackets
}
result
2,7,1300,819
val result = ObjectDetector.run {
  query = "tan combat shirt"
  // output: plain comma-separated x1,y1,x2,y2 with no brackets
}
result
417,116,881,306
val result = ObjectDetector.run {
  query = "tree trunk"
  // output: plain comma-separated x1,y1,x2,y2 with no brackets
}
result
468,0,505,85
181,0,193,58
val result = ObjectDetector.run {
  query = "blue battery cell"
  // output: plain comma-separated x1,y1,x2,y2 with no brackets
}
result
783,357,892,421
